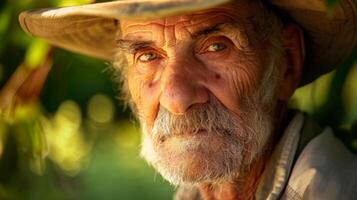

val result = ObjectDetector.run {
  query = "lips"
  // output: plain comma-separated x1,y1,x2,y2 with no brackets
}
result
155,128,209,142
174,128,208,136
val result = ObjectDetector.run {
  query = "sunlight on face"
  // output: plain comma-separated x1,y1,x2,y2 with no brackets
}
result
118,1,283,185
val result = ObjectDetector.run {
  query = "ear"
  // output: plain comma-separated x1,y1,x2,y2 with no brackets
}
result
277,24,305,102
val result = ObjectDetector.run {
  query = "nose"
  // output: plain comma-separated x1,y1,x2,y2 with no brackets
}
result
159,61,209,115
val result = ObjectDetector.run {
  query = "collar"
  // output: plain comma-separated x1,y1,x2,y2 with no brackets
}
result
254,112,304,200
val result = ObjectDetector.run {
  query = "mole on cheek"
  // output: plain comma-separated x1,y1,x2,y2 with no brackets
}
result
215,73,221,80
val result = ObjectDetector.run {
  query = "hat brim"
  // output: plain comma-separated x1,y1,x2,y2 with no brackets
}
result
19,0,357,85
19,0,231,61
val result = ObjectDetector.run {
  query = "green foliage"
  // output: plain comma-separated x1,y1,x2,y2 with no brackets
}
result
56,0,94,7
12,105,48,175
326,0,340,9
25,39,50,69
290,48,357,151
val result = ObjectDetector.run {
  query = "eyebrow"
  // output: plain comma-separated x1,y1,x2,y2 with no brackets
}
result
115,22,238,53
116,39,155,53
191,22,234,39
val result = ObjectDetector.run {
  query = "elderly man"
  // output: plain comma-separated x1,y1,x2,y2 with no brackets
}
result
19,0,357,199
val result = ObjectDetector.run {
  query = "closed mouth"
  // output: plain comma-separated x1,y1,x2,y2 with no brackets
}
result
156,128,209,142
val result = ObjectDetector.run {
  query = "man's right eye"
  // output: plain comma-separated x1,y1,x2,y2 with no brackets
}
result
137,52,158,62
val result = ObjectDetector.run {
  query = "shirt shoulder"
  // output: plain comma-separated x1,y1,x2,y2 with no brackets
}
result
284,128,357,200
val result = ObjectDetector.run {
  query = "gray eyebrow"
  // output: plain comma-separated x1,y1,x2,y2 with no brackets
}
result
116,22,240,53
191,22,235,39
116,39,155,53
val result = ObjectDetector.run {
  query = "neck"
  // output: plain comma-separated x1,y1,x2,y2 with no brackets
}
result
197,148,269,200
197,103,290,200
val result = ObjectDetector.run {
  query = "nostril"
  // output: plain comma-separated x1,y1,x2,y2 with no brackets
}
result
186,101,208,112
186,104,195,112
185,95,210,112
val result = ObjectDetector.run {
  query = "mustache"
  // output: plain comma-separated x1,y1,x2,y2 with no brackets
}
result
151,96,245,140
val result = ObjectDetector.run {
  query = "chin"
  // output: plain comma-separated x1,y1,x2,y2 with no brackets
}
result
140,129,246,186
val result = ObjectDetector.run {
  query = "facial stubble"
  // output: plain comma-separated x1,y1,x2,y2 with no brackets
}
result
139,74,278,186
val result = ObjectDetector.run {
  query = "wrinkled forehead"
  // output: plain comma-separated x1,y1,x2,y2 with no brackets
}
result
120,0,267,36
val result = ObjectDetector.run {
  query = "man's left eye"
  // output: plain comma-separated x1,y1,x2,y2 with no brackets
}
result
138,52,158,62
207,43,227,52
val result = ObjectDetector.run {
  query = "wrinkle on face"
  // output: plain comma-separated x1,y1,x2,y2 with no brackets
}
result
114,0,285,186
120,12,255,51
121,9,270,123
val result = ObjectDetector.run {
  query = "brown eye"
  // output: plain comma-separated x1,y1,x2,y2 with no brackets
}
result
207,43,227,52
138,52,158,62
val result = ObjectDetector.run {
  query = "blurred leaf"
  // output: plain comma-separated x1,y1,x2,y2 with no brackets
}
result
13,104,48,175
9,26,33,48
0,5,12,55
316,47,357,127
28,119,47,175
326,0,340,8
0,6,11,35
44,100,91,176
289,70,334,116
342,64,357,124
25,39,50,69
0,119,9,159
0,126,19,185
55,0,94,7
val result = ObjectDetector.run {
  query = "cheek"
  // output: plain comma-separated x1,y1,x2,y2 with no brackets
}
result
127,67,142,105
203,54,263,114
128,67,161,128
228,61,261,96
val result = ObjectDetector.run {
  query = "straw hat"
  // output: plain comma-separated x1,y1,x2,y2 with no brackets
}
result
19,0,357,85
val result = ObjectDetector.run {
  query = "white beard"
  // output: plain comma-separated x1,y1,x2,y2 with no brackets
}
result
141,100,276,185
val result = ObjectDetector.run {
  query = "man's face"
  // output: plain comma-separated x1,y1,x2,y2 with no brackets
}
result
118,1,282,185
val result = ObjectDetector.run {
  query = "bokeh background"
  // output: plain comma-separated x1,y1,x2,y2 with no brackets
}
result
0,0,356,200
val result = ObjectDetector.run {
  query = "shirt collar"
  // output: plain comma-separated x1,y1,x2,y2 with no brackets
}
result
255,112,304,200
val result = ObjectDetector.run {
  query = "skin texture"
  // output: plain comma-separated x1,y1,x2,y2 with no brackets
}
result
120,1,271,128
117,0,304,199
